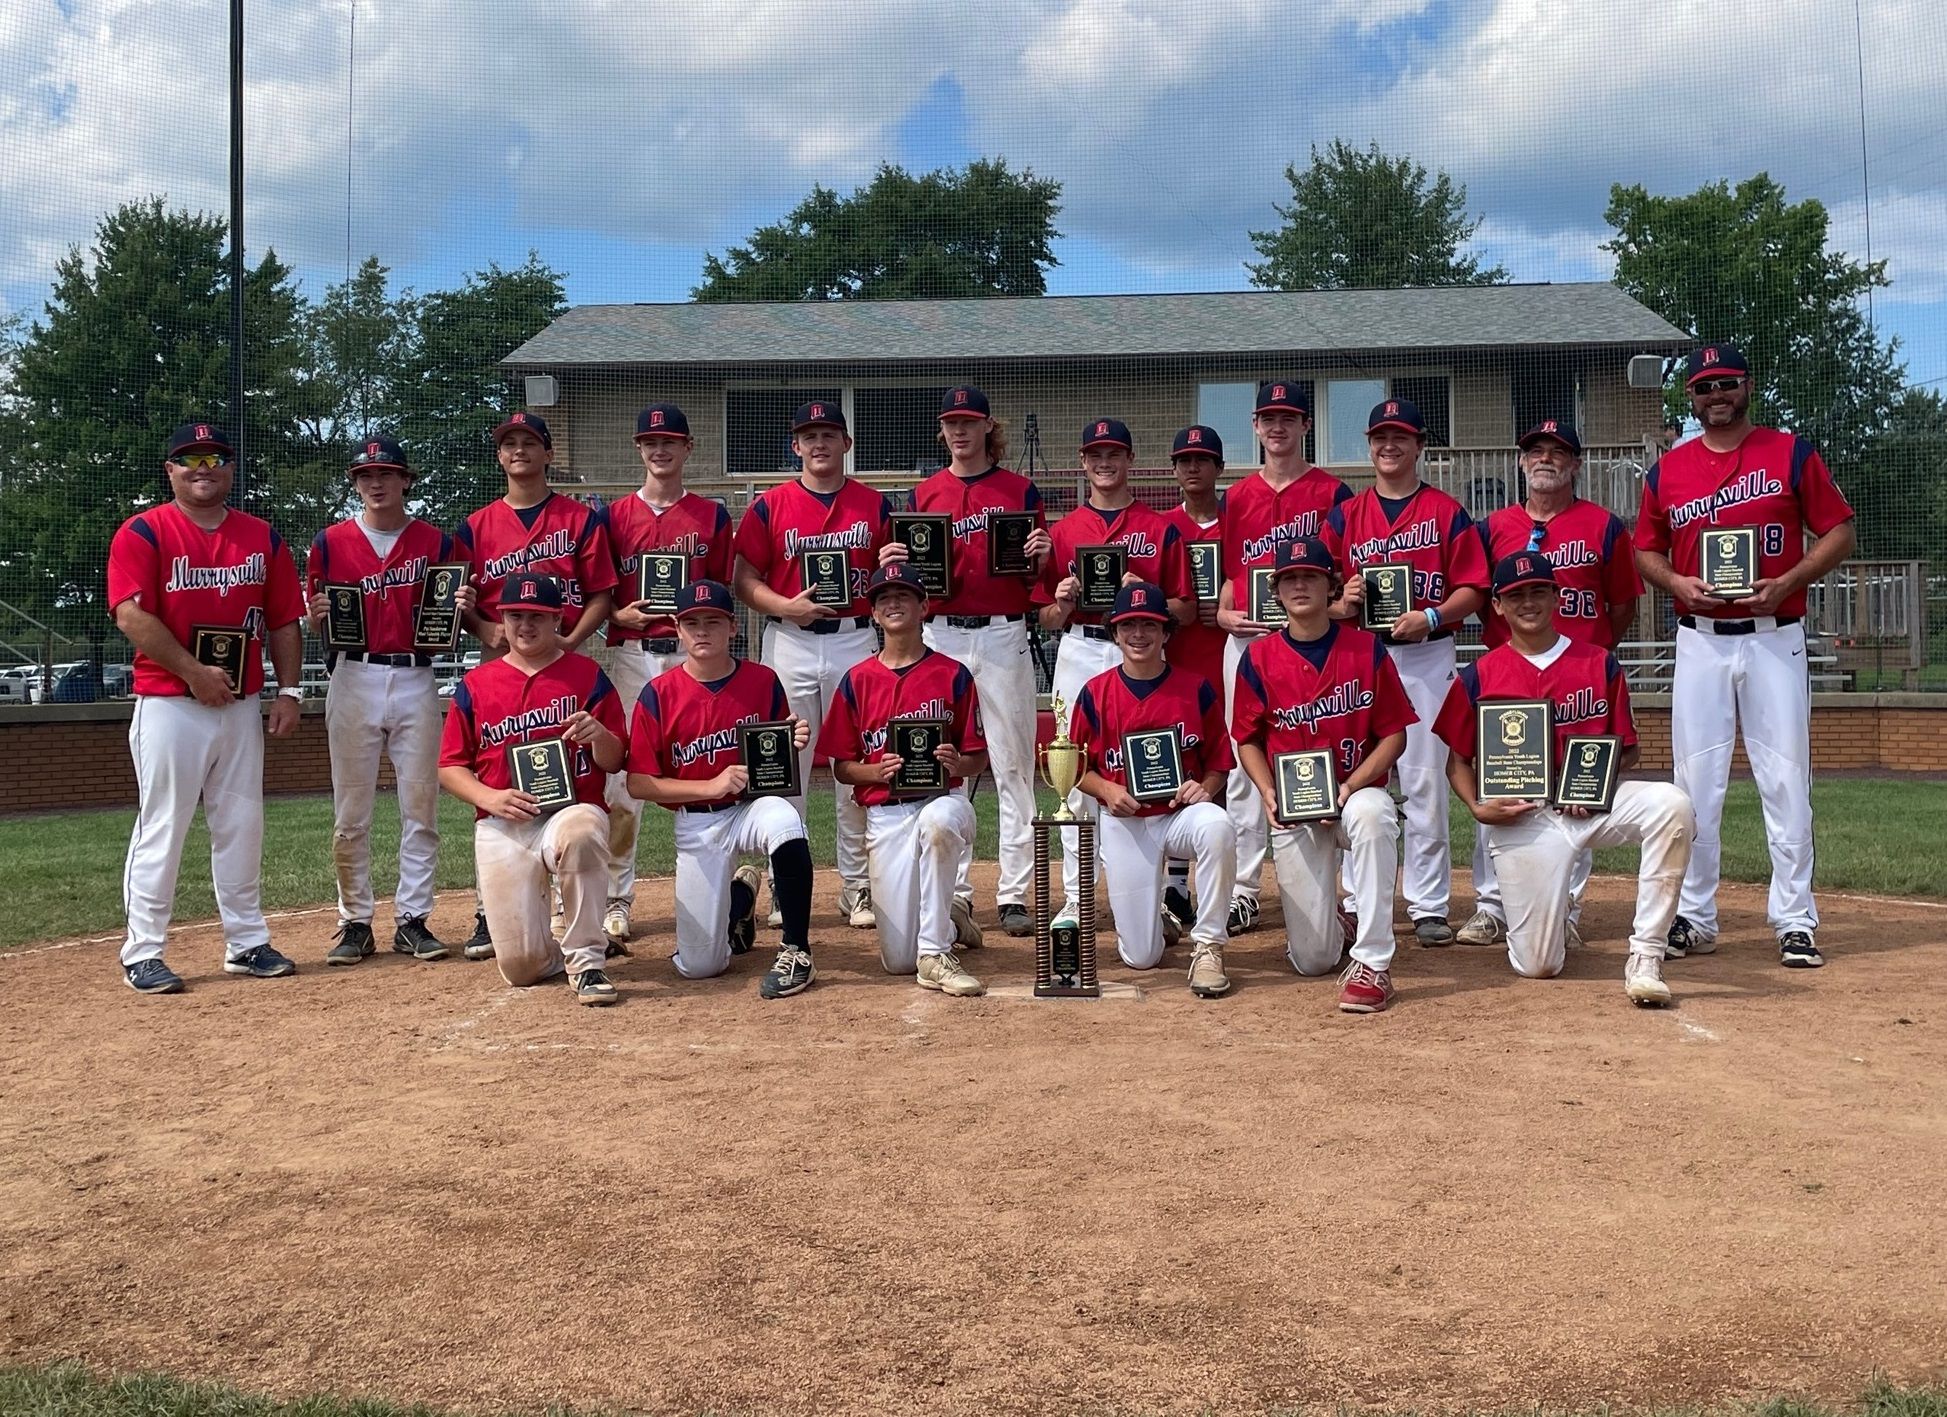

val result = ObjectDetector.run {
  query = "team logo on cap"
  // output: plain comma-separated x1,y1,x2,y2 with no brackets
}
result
1702,347,1718,364
1132,588,1150,607
1095,421,1108,437
953,390,968,406
196,424,211,441
696,584,715,602
1539,421,1557,434
511,413,527,425
809,403,826,419
366,441,381,456
1384,402,1400,417
1271,385,1286,400
649,410,665,427
1186,429,1203,445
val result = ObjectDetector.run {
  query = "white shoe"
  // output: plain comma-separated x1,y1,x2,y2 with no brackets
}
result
918,951,984,997
950,897,984,950
841,884,876,930
1188,941,1231,997
1625,953,1673,1007
602,899,631,944
1455,909,1506,946
1566,919,1584,950
765,872,783,927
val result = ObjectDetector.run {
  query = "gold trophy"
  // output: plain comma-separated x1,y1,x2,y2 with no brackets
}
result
1038,692,1086,822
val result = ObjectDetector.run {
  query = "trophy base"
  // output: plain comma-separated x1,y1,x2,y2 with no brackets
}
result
1033,982,1098,999
1030,816,1100,1000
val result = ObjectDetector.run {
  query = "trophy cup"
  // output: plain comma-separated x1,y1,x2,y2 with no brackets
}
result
1032,694,1099,997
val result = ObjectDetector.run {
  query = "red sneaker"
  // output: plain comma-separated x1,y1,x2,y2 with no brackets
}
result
1337,961,1394,1014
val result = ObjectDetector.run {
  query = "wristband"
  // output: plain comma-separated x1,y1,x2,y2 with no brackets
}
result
277,687,303,700
1424,606,1442,632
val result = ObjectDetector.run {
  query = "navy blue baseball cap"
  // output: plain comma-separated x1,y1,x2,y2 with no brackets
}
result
348,433,409,474
1686,343,1750,387
1493,551,1558,595
1080,417,1133,452
1517,418,1582,455
1367,398,1427,437
674,578,735,620
1171,425,1224,462
167,420,233,460
635,403,691,440
501,573,566,611
492,410,552,448
1255,380,1311,417
1273,536,1336,578
939,385,991,420
865,563,929,602
792,400,847,432
1106,581,1171,625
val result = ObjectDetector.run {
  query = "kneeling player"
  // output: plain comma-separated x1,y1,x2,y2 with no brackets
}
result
1232,538,1413,1013
1069,583,1237,997
436,574,626,1005
820,564,988,996
626,580,819,999
1434,552,1692,1007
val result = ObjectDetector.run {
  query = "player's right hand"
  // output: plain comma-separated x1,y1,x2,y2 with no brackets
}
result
1472,797,1539,826
1100,783,1142,817
1217,605,1267,636
1669,574,1717,612
1337,574,1365,613
878,541,908,567
187,663,238,707
778,590,825,627
873,755,904,783
714,765,751,797
483,787,541,822
1053,575,1080,611
613,601,657,631
305,591,330,627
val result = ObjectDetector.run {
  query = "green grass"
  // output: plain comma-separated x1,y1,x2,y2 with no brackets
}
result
1,1364,1943,1417
5,778,1944,951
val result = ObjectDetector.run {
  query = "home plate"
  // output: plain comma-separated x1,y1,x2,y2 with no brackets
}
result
985,981,1146,1001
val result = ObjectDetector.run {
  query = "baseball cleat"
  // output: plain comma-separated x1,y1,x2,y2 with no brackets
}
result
1778,931,1824,969
765,873,783,928
328,920,376,966
1566,920,1584,950
1412,916,1455,947
602,899,632,946
571,969,619,1006
124,959,185,995
729,863,763,955
760,944,816,999
1163,883,1195,930
1455,909,1506,946
1160,907,1184,951
950,897,985,950
918,951,984,997
998,903,1032,938
1664,914,1714,959
224,944,297,978
1188,942,1231,997
392,917,449,961
840,884,876,930
1337,961,1394,1014
463,911,495,961
1225,895,1260,937
1624,953,1673,1006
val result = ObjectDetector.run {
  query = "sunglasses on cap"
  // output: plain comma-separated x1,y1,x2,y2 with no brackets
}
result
1691,376,1746,395
174,452,230,470
1525,522,1548,554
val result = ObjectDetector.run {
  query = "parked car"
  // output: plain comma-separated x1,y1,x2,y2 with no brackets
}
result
48,661,105,703
30,662,85,703
0,668,32,704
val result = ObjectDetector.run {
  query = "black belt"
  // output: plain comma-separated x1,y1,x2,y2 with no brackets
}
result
769,615,872,635
682,799,743,814
1679,614,1800,636
941,613,1026,629
619,636,680,654
1379,629,1454,647
336,651,434,668
1068,624,1113,642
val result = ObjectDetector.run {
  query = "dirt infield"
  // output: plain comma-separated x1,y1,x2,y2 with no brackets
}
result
3,868,1945,1416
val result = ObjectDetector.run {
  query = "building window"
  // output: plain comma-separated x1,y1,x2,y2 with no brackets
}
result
1391,375,1452,447
854,387,951,473
1324,378,1386,465
724,388,842,476
1197,380,1317,466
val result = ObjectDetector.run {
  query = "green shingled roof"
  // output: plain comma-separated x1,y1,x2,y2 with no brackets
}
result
502,283,1688,368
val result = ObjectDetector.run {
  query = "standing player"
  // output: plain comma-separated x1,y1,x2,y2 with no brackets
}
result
599,402,734,948
437,573,625,1005
109,420,306,993
306,434,473,966
626,580,819,999
1635,344,1856,968
453,410,617,960
1037,418,1193,927
732,401,891,930
1324,398,1490,945
1067,583,1237,997
820,564,988,996
1232,538,1413,1013
1435,553,1692,1006
1216,382,1353,937
1458,419,1642,950
905,385,1051,939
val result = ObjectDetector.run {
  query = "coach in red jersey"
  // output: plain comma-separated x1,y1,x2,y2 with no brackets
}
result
1233,538,1413,1014
1635,344,1856,969
599,402,735,947
107,421,307,994
1214,383,1353,938
1459,419,1641,952
438,573,626,1005
1069,582,1236,997
1324,397,1490,946
306,434,475,967
900,385,1051,939
1435,553,1693,1007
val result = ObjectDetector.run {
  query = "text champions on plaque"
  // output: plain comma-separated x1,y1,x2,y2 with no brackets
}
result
1248,566,1287,625
1188,541,1221,604
1360,563,1414,632
738,720,802,798
413,563,467,653
1273,748,1339,824
799,549,853,610
1475,699,1554,801
986,511,1036,576
1075,544,1127,612
890,513,951,597
889,717,950,796
1554,734,1622,812
633,553,689,614
321,584,367,652
507,737,577,814
1699,525,1759,599
1121,726,1185,803
190,625,248,695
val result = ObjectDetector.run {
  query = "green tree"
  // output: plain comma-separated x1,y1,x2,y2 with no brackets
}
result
1247,140,1506,291
1603,174,1905,471
1846,387,1947,562
695,159,1061,301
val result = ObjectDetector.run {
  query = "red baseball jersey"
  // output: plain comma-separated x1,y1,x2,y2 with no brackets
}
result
306,518,455,657
1323,483,1490,629
438,651,625,819
818,648,987,808
1034,501,1193,628
627,659,792,812
1232,622,1417,777
1163,503,1227,691
1069,664,1233,819
1221,465,1352,583
1433,639,1637,764
106,503,305,697
1478,499,1641,649
906,465,1046,617
603,489,735,643
733,477,892,618
1635,427,1854,621
456,492,617,623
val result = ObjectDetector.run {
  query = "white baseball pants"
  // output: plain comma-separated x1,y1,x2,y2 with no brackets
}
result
475,804,609,986
121,695,270,967
603,639,685,901
1671,620,1816,938
1273,786,1400,975
865,793,976,974
1471,833,1590,928
1484,781,1694,978
922,617,1036,908
1098,803,1235,969
1052,629,1121,910
325,659,441,925
1221,630,1269,903
1387,637,1458,921
670,797,806,980
762,620,873,891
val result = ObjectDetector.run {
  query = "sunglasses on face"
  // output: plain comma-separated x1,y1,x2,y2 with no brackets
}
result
1691,377,1746,395
174,453,230,471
